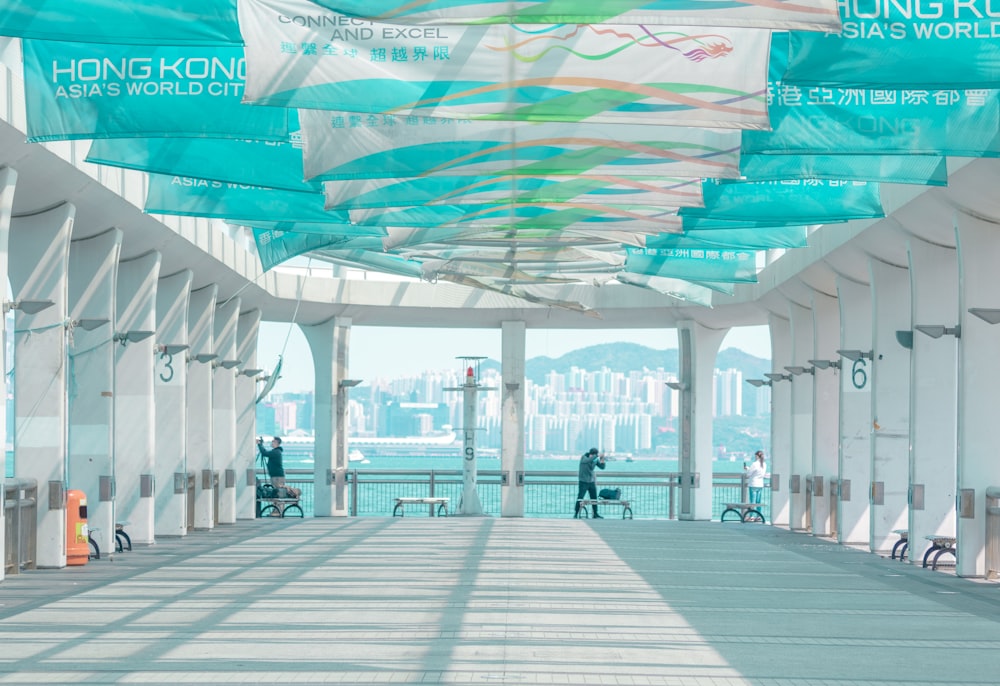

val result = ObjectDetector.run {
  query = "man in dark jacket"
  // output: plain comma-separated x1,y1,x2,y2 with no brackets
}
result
257,436,285,487
574,447,606,518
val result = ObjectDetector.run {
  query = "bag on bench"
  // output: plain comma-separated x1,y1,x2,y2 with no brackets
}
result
598,488,621,500
257,483,278,499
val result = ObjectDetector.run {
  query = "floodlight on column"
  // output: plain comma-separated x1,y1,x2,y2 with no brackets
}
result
114,330,155,345
764,372,792,382
784,365,814,376
807,359,841,370
664,381,688,391
836,349,873,361
746,378,771,387
339,379,363,388
968,308,1000,324
3,299,56,315
914,325,960,339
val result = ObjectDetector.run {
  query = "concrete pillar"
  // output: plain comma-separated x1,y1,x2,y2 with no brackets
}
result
788,302,814,532
907,238,958,562
212,298,240,525
676,320,728,521
0,167,16,581
10,203,73,569
500,320,526,517
835,276,873,545
869,257,911,553
67,228,121,558
810,291,840,537
302,317,350,517
768,314,792,527
153,270,192,537
955,214,1000,577
115,251,160,545
186,284,218,530
235,309,262,520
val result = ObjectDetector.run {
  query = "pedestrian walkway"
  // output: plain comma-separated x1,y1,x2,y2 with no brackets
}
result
1,518,999,685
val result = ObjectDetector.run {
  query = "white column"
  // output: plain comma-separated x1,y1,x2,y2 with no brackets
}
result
153,270,192,537
235,309,262,520
10,204,74,569
302,317,350,517
810,291,840,537
500,321,526,517
67,228,121,558
835,276,873,545
186,284,218,530
768,314,792,527
212,298,240,525
677,320,728,521
115,251,160,545
869,257,911,553
0,167,16,581
788,302,814,532
907,238,958,562
955,214,1000,577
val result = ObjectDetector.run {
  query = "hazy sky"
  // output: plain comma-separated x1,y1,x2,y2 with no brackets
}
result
256,323,771,395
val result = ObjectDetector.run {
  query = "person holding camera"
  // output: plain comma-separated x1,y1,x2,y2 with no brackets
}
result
744,450,767,504
574,447,607,519
256,436,285,488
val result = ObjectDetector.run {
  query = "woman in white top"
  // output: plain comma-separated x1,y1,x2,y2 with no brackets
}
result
744,451,767,504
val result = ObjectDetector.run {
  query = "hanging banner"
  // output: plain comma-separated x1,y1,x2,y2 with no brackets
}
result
253,229,391,270
350,202,683,232
744,35,1000,157
786,0,1000,89
87,133,318,193
22,40,289,142
324,175,705,209
646,225,809,250
739,154,949,186
680,179,884,224
144,173,347,223
625,246,757,281
0,1,241,45
307,0,842,31
239,0,771,128
300,109,742,181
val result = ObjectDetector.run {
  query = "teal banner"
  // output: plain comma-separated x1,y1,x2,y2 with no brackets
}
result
253,229,388,271
325,175,705,209
680,179,884,224
0,1,241,45
743,35,1000,157
646,225,809,250
145,173,344,223
739,154,948,186
22,40,289,142
88,134,317,193
786,1,1000,88
625,247,757,282
242,220,386,236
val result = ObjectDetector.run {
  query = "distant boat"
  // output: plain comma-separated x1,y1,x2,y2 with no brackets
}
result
348,449,370,464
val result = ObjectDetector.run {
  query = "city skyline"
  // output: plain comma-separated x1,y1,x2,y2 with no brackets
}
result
256,324,772,396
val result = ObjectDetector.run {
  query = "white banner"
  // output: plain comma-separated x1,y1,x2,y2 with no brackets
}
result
240,0,771,127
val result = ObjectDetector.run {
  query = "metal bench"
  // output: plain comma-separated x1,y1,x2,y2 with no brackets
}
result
721,502,766,523
257,497,303,518
922,535,956,570
392,497,449,517
891,529,908,561
576,499,633,519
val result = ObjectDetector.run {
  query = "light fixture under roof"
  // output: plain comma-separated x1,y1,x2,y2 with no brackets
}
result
836,349,873,361
914,325,960,339
808,359,841,370
968,308,1000,325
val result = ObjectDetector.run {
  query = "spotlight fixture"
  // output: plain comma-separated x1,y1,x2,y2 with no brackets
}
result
914,325,960,339
113,330,155,345
764,372,792,382
339,379,363,388
968,308,1000,325
808,359,841,370
665,381,688,391
784,365,814,376
3,299,56,315
836,349,873,362
895,331,913,350
746,378,771,387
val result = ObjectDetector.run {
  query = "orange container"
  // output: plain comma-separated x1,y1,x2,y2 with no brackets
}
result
66,489,89,566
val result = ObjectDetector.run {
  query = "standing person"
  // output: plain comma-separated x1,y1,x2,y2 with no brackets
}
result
257,436,285,488
575,448,607,519
745,450,767,504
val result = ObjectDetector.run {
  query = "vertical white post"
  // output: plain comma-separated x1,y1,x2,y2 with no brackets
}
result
10,203,74,568
68,228,121,557
0,167,16,581
810,292,840,537
115,251,160,545
788,301,814,531
500,321,525,518
235,309,261,520
154,270,192,537
212,298,240,525
186,285,218,530
457,362,484,516
768,313,792,527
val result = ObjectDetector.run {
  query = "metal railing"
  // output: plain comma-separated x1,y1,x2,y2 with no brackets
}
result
987,486,1000,580
266,469,772,520
3,478,38,575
